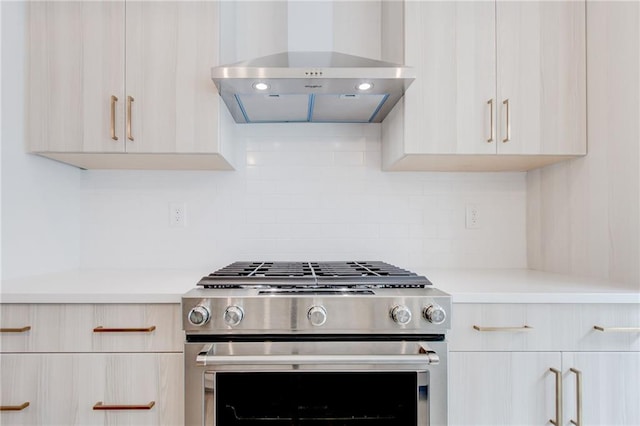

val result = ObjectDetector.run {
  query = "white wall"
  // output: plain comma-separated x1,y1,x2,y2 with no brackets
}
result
79,124,527,272
1,1,81,280
2,0,529,280
527,1,640,286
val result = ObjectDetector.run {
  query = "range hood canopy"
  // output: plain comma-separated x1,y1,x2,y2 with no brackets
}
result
211,51,415,124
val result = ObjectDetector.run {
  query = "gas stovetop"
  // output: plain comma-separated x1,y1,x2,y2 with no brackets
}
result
197,261,432,289
183,261,450,335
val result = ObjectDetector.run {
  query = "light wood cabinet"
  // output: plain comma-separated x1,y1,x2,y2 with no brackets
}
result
0,353,182,426
449,302,640,426
0,303,184,425
562,352,640,426
26,1,235,170
0,304,182,353
449,352,560,425
381,1,586,171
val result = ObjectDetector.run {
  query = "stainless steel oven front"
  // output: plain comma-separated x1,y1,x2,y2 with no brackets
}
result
185,338,447,426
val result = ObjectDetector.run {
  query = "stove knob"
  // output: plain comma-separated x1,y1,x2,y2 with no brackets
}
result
224,306,244,327
391,305,412,325
188,306,210,326
307,306,327,327
424,305,446,324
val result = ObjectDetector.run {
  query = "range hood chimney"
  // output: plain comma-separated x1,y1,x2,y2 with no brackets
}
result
211,51,415,124
212,1,413,124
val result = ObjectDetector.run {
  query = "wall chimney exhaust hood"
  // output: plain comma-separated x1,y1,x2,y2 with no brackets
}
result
211,51,415,124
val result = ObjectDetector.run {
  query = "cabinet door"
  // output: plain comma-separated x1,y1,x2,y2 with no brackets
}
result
125,1,220,154
0,353,183,426
27,1,125,153
449,352,561,426
403,1,496,155
563,352,640,426
496,1,586,155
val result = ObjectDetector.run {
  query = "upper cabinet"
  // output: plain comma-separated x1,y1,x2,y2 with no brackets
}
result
27,1,235,170
382,1,587,171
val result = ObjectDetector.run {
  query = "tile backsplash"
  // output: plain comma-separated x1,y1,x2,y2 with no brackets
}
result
79,124,527,271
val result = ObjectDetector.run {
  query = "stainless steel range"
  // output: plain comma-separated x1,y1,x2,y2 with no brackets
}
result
183,261,451,426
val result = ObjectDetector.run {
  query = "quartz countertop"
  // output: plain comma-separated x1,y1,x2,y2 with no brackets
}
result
1,268,638,304
0,268,208,303
420,268,639,303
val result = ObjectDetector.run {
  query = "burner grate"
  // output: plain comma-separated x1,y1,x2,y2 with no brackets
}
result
209,261,416,278
198,261,430,289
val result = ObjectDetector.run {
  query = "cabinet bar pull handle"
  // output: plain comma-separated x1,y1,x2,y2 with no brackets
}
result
126,95,134,141
594,326,640,332
110,95,118,141
502,98,510,142
0,402,30,411
93,401,155,410
487,99,494,143
570,368,582,426
93,326,156,333
549,368,563,426
0,326,31,333
473,325,532,332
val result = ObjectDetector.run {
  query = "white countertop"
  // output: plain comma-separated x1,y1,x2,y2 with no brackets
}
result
421,268,640,303
1,268,638,304
0,268,207,303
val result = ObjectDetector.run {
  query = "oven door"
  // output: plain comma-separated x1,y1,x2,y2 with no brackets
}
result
185,339,447,426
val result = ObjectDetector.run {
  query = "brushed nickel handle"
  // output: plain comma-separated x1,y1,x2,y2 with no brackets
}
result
0,326,31,333
110,95,118,141
502,98,510,142
197,352,440,367
93,401,155,410
594,326,640,332
472,325,532,332
487,99,494,143
570,368,582,426
93,326,156,333
126,95,134,141
549,368,563,426
0,402,30,411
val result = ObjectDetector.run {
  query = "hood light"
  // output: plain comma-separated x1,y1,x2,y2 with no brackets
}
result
357,82,373,91
253,82,270,91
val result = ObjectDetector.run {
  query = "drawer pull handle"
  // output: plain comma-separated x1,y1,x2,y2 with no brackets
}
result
570,368,582,426
549,368,563,426
93,401,155,411
0,402,30,411
93,326,156,333
487,99,494,143
593,326,640,332
502,98,511,142
126,95,134,141
0,326,31,333
473,325,532,332
110,95,118,141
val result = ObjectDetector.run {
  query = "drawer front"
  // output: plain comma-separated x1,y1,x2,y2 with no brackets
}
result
0,353,183,426
450,303,640,352
0,304,182,353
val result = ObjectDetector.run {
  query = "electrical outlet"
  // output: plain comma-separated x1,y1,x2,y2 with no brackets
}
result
465,204,480,229
169,203,187,227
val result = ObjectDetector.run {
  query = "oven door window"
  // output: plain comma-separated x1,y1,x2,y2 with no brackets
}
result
214,371,423,425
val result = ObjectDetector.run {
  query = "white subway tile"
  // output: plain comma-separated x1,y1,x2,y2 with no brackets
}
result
79,128,527,271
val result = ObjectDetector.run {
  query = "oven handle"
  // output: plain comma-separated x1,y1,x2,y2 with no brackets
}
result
196,350,439,366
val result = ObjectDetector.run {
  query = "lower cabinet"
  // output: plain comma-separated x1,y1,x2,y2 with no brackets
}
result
0,303,184,425
449,303,640,426
562,352,640,426
449,352,560,425
0,353,183,426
